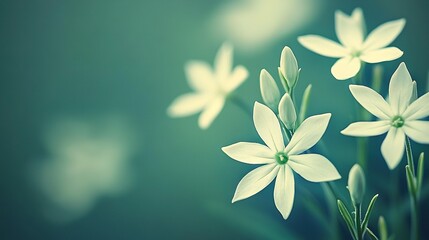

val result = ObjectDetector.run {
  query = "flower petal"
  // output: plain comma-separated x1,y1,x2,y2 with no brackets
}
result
335,9,364,48
402,92,429,120
288,154,341,182
389,62,413,115
260,69,281,111
198,96,225,129
285,113,331,155
253,102,285,152
381,127,405,169
349,85,393,119
274,165,295,219
341,121,390,136
331,57,361,80
222,142,275,164
167,93,209,117
215,42,233,80
232,163,278,203
221,65,248,93
363,19,406,51
403,121,429,144
185,61,215,91
298,35,347,58
360,47,403,63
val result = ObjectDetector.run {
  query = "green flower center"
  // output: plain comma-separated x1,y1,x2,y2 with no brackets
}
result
351,49,361,58
391,116,405,128
275,152,289,165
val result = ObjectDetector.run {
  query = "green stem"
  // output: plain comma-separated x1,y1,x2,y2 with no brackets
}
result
404,137,419,240
352,63,368,169
355,204,363,240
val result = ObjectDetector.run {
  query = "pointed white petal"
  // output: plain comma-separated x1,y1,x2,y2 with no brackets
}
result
253,102,285,152
167,93,209,117
360,47,403,63
403,92,429,120
215,43,233,80
274,165,295,219
363,19,406,50
278,93,297,130
285,113,331,155
288,154,341,182
280,46,299,87
185,61,216,91
341,121,390,136
403,121,429,144
335,10,364,48
331,57,361,80
222,142,275,164
232,164,278,203
298,35,347,58
222,65,248,93
381,127,405,169
349,85,393,119
198,96,225,129
260,69,281,110
389,62,413,115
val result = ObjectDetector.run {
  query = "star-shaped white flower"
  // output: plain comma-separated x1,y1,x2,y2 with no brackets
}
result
298,8,405,80
167,43,248,129
342,63,429,169
222,102,340,219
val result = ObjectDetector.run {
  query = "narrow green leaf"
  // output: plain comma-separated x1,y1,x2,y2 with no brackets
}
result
337,200,357,240
378,216,388,240
405,165,417,198
417,152,424,195
361,194,379,234
366,228,379,240
298,84,312,124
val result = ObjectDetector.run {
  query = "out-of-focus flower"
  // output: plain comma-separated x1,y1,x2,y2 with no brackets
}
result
34,117,135,222
299,8,405,80
222,102,340,219
342,63,429,169
167,43,248,129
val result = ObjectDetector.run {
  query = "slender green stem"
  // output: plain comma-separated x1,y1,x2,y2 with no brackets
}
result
404,137,419,240
355,204,363,240
352,64,368,169
228,95,252,118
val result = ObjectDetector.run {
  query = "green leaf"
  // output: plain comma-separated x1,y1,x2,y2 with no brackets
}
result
298,84,312,125
417,152,424,195
405,165,417,198
366,228,379,240
337,200,357,240
378,216,388,240
361,194,379,234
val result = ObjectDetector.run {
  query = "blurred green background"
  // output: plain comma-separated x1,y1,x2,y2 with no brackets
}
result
0,0,428,239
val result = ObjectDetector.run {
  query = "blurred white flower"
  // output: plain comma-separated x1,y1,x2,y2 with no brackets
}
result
167,43,248,129
211,0,321,52
299,8,405,80
342,63,429,169
222,102,340,219
34,117,135,222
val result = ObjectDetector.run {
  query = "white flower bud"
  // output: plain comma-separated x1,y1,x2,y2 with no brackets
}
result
280,46,299,88
260,69,281,111
278,93,297,130
348,164,366,205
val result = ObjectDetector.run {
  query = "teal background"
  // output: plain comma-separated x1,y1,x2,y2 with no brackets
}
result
0,0,428,239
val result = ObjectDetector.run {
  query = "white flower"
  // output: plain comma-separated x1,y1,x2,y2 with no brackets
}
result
167,43,248,129
341,63,429,169
222,102,340,219
298,8,405,80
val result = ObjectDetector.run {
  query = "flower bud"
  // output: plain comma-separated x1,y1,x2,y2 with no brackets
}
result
280,46,299,88
260,69,280,111
410,81,417,103
348,164,366,205
278,93,297,130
